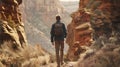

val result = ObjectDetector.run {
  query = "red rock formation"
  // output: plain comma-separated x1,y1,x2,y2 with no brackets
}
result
66,0,94,61
66,0,120,60
0,0,27,48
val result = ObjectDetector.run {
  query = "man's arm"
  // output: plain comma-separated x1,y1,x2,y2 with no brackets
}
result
63,23,67,38
50,24,54,42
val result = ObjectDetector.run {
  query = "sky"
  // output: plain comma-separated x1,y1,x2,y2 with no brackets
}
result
60,0,79,2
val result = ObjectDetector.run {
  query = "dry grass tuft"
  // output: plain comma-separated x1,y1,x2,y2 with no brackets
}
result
0,41,53,67
62,44,120,67
75,44,120,67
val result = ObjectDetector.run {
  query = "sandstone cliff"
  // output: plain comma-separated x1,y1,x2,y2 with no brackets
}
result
0,1,53,66
66,0,120,60
0,0,27,48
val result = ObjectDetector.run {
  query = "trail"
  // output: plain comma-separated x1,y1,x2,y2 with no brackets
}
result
40,61,78,67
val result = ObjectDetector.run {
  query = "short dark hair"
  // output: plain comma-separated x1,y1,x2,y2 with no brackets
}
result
56,15,61,20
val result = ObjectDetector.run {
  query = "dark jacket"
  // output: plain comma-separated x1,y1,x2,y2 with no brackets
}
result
50,21,67,42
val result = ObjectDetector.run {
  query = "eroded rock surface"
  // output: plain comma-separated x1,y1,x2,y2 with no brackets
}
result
66,0,120,60
0,0,27,47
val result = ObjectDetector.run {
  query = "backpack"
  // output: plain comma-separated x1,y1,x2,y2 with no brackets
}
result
54,23,64,36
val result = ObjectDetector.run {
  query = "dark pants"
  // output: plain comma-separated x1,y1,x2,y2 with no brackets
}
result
55,40,64,67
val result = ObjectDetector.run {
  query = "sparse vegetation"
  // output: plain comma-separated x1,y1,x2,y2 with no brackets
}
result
0,41,55,67
65,44,120,67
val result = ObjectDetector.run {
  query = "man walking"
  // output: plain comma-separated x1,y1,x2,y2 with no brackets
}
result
50,15,67,67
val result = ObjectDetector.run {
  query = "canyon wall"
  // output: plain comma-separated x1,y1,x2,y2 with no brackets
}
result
0,0,27,48
22,0,70,37
21,0,70,53
0,1,52,66
66,0,120,60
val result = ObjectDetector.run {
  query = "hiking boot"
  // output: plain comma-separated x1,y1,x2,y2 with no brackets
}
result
57,65,60,67
61,62,64,65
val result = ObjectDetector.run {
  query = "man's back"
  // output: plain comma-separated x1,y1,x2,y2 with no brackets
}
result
54,22,64,36
51,21,67,42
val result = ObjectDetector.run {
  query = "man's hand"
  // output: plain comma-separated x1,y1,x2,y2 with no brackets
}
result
52,42,54,46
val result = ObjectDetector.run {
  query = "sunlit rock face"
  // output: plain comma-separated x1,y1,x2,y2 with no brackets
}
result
66,0,93,61
66,0,120,61
0,0,27,47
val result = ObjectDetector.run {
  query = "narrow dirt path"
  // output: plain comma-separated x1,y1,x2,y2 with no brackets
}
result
40,61,78,67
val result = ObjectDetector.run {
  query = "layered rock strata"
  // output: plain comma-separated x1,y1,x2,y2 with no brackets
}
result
66,0,120,60
0,0,27,48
